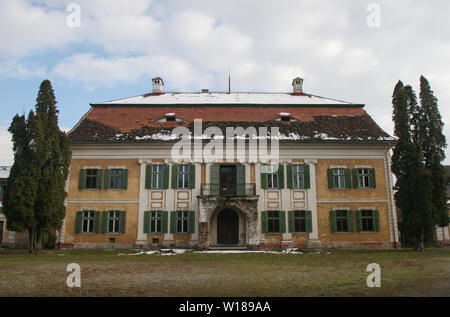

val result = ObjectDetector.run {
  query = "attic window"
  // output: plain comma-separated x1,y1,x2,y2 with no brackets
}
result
277,112,297,122
156,113,185,123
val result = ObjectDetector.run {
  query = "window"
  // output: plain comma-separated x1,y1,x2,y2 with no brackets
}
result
150,211,162,233
85,169,98,189
357,210,379,232
268,211,280,233
336,210,349,232
152,165,163,189
170,211,194,234
330,210,354,233
82,211,95,233
177,211,189,233
293,210,306,233
178,165,190,189
266,165,278,189
144,211,168,234
357,168,370,188
292,165,305,189
108,211,121,233
110,169,123,189
333,169,346,188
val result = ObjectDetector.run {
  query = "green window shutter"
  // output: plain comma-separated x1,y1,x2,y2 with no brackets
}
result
260,167,267,189
369,168,376,188
75,211,82,233
304,164,310,189
345,168,351,188
145,165,152,189
93,211,100,233
330,210,337,233
104,169,111,189
286,164,293,189
236,164,246,195
373,210,380,232
96,169,103,189
305,210,313,233
288,211,294,233
261,211,268,233
189,164,196,189
119,211,126,233
279,211,286,233
121,169,128,189
278,164,284,189
162,165,170,189
171,165,178,189
356,210,362,232
327,169,334,189
143,211,150,234
162,211,168,233
78,170,86,189
188,211,195,234
170,211,177,233
347,210,354,233
101,211,108,233
352,169,359,188
210,164,220,195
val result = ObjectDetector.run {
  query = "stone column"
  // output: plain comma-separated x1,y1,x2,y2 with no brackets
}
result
135,159,149,248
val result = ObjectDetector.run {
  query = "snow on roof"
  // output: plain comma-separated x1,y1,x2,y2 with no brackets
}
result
0,166,11,179
95,92,357,106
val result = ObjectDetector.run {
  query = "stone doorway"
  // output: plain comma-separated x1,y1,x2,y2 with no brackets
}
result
217,209,239,245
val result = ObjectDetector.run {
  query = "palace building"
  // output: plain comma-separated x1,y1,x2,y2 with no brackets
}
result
60,77,400,249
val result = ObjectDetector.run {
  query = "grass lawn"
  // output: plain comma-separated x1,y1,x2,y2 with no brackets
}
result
0,247,448,297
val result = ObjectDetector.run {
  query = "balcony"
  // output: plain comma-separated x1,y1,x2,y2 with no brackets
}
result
200,183,256,197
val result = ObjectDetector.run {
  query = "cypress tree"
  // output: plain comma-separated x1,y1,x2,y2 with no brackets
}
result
2,80,71,252
392,77,448,251
418,76,448,229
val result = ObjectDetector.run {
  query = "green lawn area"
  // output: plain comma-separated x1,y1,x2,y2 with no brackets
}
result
0,248,448,297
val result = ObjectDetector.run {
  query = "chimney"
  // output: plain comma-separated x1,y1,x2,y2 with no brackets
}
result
152,77,164,95
292,77,304,95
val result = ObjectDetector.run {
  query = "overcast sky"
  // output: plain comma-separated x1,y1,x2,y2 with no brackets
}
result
0,0,449,165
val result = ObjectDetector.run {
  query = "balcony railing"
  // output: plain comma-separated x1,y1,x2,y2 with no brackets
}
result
201,183,256,197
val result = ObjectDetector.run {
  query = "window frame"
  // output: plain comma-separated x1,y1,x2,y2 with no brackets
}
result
357,168,371,188
176,211,190,233
333,168,346,189
177,165,190,189
81,210,96,233
360,210,375,232
107,210,121,233
292,164,305,189
293,210,307,233
149,211,163,233
151,165,164,189
267,211,281,233
109,169,123,189
85,169,99,189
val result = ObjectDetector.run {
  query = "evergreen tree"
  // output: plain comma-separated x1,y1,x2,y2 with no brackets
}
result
2,80,71,252
391,77,448,251
418,76,448,229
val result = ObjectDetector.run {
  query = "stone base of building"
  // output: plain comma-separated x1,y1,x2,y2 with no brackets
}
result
53,240,399,250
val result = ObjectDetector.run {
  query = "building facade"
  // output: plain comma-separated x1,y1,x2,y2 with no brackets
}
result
60,77,400,249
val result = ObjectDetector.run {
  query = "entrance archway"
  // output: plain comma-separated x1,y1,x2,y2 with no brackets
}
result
217,209,239,245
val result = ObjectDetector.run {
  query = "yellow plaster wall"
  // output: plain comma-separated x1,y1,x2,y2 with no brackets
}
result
68,159,140,201
316,159,387,201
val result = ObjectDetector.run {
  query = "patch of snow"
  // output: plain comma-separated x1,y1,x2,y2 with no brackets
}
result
0,166,11,179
